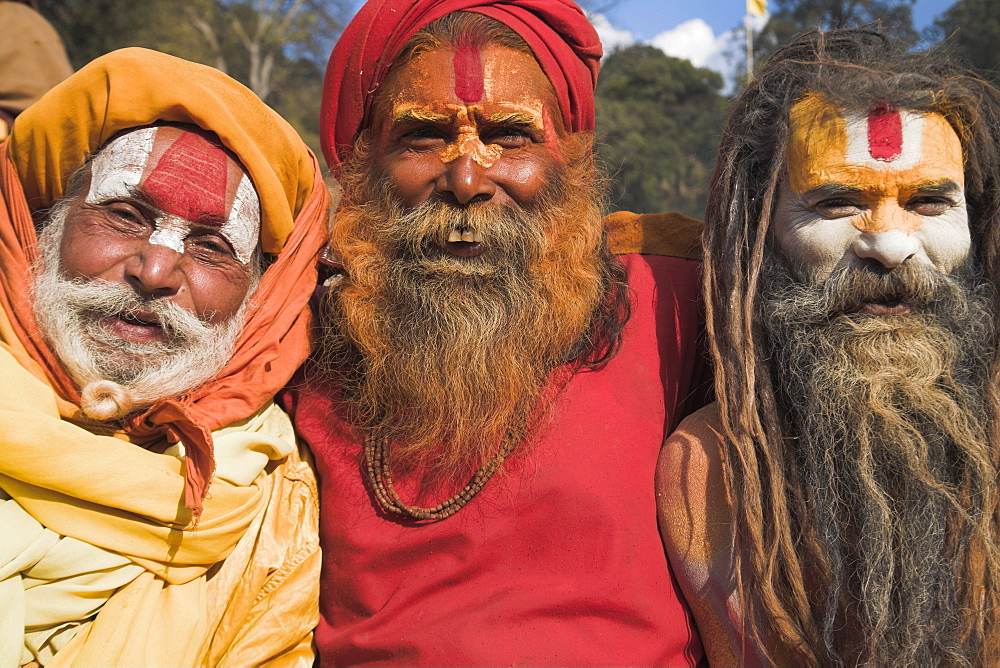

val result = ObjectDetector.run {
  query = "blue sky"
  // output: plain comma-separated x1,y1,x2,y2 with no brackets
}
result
598,0,954,40
345,0,959,89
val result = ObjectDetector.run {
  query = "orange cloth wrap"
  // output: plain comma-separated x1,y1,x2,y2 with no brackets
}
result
1,47,330,517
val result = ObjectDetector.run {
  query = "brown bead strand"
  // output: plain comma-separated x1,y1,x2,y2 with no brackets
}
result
364,435,517,521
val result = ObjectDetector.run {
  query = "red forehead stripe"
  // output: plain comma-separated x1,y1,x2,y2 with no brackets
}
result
452,45,484,105
142,131,231,224
867,103,903,161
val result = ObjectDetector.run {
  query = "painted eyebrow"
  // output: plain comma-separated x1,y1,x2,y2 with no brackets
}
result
482,111,543,127
911,179,962,195
392,108,452,125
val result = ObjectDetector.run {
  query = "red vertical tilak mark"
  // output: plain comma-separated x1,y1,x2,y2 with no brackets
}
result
143,132,230,223
453,45,484,104
867,102,903,161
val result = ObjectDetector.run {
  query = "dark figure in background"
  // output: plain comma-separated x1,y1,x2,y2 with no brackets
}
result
0,0,72,139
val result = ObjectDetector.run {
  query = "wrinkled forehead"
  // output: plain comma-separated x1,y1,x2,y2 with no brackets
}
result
378,45,561,129
88,125,259,226
786,93,965,194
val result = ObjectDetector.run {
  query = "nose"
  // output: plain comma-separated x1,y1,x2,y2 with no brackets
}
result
440,152,496,205
124,243,184,298
852,229,920,269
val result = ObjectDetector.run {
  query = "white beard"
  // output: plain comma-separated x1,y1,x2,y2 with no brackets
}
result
31,198,251,420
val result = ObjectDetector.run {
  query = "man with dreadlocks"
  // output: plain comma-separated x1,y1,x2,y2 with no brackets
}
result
281,0,709,664
657,27,1000,667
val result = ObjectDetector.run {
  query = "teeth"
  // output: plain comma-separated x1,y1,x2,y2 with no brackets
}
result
448,229,484,244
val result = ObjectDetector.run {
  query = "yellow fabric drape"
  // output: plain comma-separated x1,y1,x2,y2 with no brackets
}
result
0,346,264,583
0,346,318,665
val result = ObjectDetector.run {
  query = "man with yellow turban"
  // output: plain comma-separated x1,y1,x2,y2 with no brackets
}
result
0,47,328,666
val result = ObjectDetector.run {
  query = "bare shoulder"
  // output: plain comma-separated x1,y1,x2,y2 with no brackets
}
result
656,403,729,571
656,403,767,667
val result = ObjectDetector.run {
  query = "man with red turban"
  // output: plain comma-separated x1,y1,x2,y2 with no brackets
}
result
282,0,709,664
0,48,328,665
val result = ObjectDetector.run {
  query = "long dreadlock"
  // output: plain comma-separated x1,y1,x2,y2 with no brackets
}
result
704,26,1000,665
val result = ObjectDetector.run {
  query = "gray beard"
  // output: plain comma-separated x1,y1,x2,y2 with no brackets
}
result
760,253,994,666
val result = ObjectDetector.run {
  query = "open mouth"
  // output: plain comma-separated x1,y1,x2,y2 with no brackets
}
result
860,300,911,316
101,311,165,342
443,227,486,258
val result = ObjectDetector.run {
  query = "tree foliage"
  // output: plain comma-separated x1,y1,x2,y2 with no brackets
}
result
595,44,728,217
34,0,349,157
932,0,1000,85
754,0,917,64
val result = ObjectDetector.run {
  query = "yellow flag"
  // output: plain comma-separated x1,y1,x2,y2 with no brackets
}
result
746,0,767,16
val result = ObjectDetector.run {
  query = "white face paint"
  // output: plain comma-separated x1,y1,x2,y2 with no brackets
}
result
774,97,971,283
774,182,970,282
224,174,259,264
85,127,261,265
86,127,156,204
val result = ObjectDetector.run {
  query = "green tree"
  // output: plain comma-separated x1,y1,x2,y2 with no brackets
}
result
34,0,349,158
754,0,917,65
595,44,727,218
932,0,1000,85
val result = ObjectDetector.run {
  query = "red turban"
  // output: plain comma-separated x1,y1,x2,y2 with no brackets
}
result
320,0,602,169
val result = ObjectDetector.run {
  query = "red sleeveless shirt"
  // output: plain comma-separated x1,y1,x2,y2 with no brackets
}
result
283,253,708,665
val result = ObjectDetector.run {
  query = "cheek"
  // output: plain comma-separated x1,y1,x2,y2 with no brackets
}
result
58,220,131,280
383,155,442,208
186,266,253,323
493,152,558,207
773,201,860,281
913,207,971,273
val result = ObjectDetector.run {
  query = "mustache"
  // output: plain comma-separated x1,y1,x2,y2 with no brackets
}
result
765,259,985,325
59,278,213,344
379,197,545,269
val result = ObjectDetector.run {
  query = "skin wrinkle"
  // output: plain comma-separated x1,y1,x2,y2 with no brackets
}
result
387,48,551,169
376,46,563,212
86,127,261,265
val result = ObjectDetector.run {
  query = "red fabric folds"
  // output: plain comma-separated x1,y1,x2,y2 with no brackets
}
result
320,0,602,168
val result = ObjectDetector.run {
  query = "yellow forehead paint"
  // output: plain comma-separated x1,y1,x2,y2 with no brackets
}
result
787,93,964,200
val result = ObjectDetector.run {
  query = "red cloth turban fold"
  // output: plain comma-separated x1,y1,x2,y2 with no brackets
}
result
321,0,602,169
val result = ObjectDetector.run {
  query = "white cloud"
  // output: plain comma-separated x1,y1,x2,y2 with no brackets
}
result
650,18,718,68
588,11,770,93
588,11,636,56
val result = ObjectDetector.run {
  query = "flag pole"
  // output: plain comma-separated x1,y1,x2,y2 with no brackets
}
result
745,14,754,79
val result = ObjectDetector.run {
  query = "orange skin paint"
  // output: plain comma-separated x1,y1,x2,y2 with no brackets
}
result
372,45,566,211
774,94,970,285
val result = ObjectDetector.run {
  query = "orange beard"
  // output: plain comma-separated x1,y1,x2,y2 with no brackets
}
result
317,134,611,498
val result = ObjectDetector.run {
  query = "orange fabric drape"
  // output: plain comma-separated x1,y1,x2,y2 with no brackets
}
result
1,48,330,517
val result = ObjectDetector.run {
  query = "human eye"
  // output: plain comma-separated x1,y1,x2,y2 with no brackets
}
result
907,195,955,216
399,126,447,151
185,232,238,263
483,125,533,149
814,197,864,219
99,201,150,232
